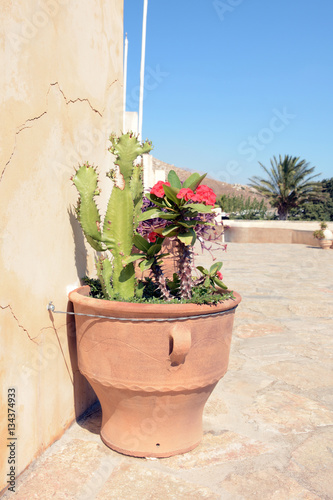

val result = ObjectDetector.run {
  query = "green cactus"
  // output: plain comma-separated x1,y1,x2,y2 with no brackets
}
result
73,133,152,300
96,256,113,299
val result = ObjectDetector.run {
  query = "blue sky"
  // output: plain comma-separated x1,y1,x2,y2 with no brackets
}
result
124,0,332,185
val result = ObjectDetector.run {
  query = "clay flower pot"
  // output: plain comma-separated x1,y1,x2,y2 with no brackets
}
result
319,239,332,250
320,229,333,249
69,286,241,458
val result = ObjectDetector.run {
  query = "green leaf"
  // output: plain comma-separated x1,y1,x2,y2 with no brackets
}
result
196,266,208,275
157,212,179,220
168,170,182,189
214,278,228,290
204,276,210,287
185,203,213,213
144,193,165,208
147,244,162,256
187,173,207,191
155,253,169,264
177,229,196,246
138,208,164,221
133,234,150,252
118,263,135,285
178,220,198,228
163,184,180,205
150,228,164,235
162,225,179,237
209,262,223,274
139,258,154,271
182,172,201,189
167,281,178,291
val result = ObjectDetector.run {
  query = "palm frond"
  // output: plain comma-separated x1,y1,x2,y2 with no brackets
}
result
249,155,323,219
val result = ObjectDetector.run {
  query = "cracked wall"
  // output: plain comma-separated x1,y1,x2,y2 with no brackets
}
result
0,0,124,492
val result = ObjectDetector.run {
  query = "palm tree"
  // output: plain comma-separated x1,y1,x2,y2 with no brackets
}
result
249,155,324,220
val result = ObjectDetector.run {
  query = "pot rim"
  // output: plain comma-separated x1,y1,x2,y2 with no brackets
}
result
69,285,241,319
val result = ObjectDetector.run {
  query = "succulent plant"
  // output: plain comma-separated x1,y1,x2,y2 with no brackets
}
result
138,170,227,300
72,133,152,300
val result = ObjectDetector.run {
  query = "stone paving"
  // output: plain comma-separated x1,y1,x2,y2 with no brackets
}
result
3,243,333,499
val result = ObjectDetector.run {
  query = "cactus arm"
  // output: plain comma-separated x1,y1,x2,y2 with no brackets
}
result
130,162,144,230
102,187,133,249
103,133,152,244
72,163,105,249
84,234,105,252
103,187,135,298
96,257,113,299
109,133,152,183
101,133,152,299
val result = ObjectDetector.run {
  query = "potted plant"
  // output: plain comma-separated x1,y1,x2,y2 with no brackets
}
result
313,221,333,249
69,133,241,458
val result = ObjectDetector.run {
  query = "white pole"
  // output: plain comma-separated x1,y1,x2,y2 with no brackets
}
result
123,33,128,132
138,0,148,142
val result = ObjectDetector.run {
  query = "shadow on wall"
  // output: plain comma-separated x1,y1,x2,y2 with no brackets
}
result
68,208,88,279
67,208,98,420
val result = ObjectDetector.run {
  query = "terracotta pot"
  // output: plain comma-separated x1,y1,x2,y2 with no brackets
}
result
69,286,241,458
319,239,332,250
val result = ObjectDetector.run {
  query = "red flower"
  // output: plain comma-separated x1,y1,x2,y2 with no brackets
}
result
190,192,202,202
150,181,171,198
176,188,194,201
147,231,163,243
194,185,216,206
216,271,223,280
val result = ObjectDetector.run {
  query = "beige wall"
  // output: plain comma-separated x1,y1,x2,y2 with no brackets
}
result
223,220,332,246
0,0,123,492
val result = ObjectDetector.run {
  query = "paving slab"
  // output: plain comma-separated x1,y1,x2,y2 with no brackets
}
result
2,244,333,500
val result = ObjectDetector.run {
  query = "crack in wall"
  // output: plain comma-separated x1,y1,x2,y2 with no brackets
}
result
49,82,103,117
17,111,48,134
1,151,15,183
107,79,119,92
0,304,39,344
1,79,119,183
1,110,48,183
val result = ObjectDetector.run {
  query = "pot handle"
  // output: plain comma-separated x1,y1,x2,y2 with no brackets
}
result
169,325,191,365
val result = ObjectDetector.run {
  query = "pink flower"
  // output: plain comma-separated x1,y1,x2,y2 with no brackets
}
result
150,181,170,198
216,271,223,280
194,185,216,206
176,188,195,201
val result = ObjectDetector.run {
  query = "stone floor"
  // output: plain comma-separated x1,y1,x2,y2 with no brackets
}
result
3,244,333,499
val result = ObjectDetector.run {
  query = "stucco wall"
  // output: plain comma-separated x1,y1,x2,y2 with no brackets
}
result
0,0,123,492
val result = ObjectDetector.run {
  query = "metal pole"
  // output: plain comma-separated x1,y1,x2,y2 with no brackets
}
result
123,33,128,132
138,0,148,142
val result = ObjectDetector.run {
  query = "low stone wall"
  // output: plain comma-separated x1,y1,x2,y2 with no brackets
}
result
223,221,332,246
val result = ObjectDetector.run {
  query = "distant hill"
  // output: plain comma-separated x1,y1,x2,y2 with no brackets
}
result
151,157,266,203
